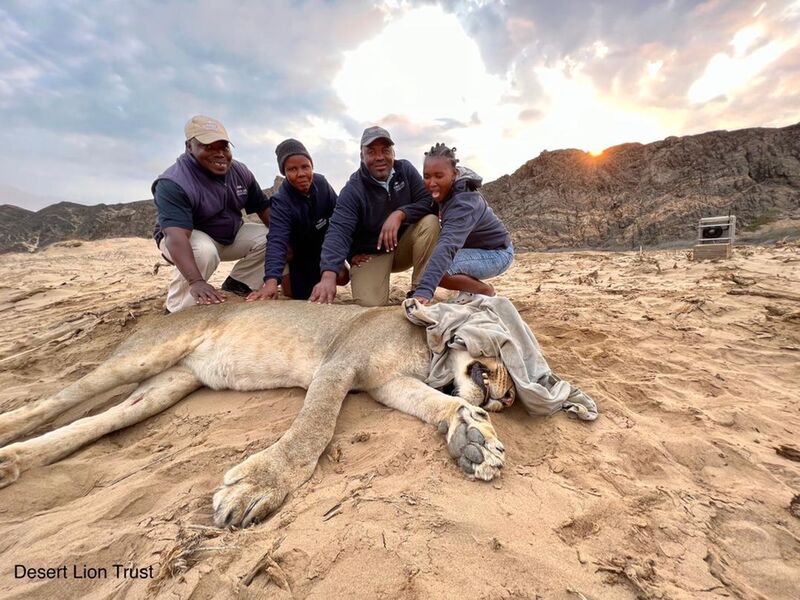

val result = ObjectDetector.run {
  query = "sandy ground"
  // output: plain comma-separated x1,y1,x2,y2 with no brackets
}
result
0,237,798,600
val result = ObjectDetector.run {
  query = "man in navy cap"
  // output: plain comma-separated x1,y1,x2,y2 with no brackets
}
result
309,126,439,306
152,115,270,313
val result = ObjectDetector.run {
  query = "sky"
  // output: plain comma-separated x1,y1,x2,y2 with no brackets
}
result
1,0,799,209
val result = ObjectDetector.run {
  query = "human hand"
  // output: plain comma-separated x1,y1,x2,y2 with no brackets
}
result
308,272,337,304
413,296,430,305
246,280,279,301
351,254,373,267
189,280,226,304
377,210,405,252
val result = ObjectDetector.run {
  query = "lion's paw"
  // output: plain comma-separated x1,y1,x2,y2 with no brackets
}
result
442,405,505,481
212,447,313,528
212,474,288,529
0,448,21,489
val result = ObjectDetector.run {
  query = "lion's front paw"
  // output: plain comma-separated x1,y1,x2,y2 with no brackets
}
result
443,405,505,481
0,448,21,489
212,446,313,528
212,474,287,529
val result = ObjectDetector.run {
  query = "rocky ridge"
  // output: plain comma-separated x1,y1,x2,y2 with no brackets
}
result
482,122,800,249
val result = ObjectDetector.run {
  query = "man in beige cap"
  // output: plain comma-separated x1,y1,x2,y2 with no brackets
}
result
152,115,270,312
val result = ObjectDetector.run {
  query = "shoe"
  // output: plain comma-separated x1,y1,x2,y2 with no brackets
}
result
221,276,253,297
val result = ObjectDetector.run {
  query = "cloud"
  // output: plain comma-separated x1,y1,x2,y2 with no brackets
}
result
687,27,796,104
334,5,506,125
448,1,799,149
518,108,542,122
0,1,391,201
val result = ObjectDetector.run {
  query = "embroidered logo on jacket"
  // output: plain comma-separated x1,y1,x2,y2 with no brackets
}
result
393,180,406,193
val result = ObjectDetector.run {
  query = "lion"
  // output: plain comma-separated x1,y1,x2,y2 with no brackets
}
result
0,300,516,528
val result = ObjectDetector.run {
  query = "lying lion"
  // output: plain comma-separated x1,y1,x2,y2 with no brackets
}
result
0,301,515,528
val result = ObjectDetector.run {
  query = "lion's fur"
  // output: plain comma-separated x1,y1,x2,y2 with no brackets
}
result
0,300,509,528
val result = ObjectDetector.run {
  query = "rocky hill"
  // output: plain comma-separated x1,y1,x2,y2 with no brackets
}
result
0,178,283,253
0,200,156,253
482,122,800,249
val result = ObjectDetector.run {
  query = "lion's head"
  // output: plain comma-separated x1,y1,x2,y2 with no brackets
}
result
445,351,516,412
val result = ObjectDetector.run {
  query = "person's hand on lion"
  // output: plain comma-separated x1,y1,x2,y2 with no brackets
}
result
413,296,430,305
189,280,226,305
247,279,279,301
309,271,337,304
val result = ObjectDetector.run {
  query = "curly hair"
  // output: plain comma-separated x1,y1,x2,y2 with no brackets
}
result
424,142,459,169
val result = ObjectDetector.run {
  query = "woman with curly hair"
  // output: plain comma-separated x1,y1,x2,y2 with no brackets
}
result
406,143,513,303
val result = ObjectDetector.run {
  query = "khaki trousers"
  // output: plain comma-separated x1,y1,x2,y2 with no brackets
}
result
159,223,267,313
350,214,439,306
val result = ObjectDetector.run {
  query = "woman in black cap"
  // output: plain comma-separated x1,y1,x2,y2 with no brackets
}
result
247,139,347,301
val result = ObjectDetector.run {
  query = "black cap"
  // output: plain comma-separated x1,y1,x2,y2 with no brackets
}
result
360,126,394,147
275,138,313,175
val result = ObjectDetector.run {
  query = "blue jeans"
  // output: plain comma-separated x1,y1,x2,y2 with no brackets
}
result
446,244,514,280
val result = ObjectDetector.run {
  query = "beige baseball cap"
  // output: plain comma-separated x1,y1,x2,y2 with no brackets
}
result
184,115,230,144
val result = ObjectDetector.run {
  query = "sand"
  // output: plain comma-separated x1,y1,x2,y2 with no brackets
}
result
0,237,798,599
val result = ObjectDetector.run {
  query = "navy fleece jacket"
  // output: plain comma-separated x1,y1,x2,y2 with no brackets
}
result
264,173,337,299
319,159,435,274
415,167,511,300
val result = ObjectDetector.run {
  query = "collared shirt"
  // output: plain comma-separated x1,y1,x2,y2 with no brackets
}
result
371,168,395,193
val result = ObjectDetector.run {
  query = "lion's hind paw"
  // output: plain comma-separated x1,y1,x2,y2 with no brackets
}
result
0,448,21,489
445,405,505,481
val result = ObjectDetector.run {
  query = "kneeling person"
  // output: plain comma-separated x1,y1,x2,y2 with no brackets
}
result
153,115,270,313
248,139,346,301
412,143,513,304
310,126,439,306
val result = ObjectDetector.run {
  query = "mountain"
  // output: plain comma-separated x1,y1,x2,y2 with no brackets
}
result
0,205,35,239
0,200,157,253
481,122,800,249
0,184,75,212
0,177,284,253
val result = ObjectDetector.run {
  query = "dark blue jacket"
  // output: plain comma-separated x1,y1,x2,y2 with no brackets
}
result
319,159,435,273
152,152,268,246
415,167,511,299
265,174,337,299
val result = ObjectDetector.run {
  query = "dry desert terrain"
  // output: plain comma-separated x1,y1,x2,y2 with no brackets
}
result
0,237,798,599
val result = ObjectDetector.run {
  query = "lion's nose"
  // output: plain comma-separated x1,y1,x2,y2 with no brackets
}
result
501,387,516,407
